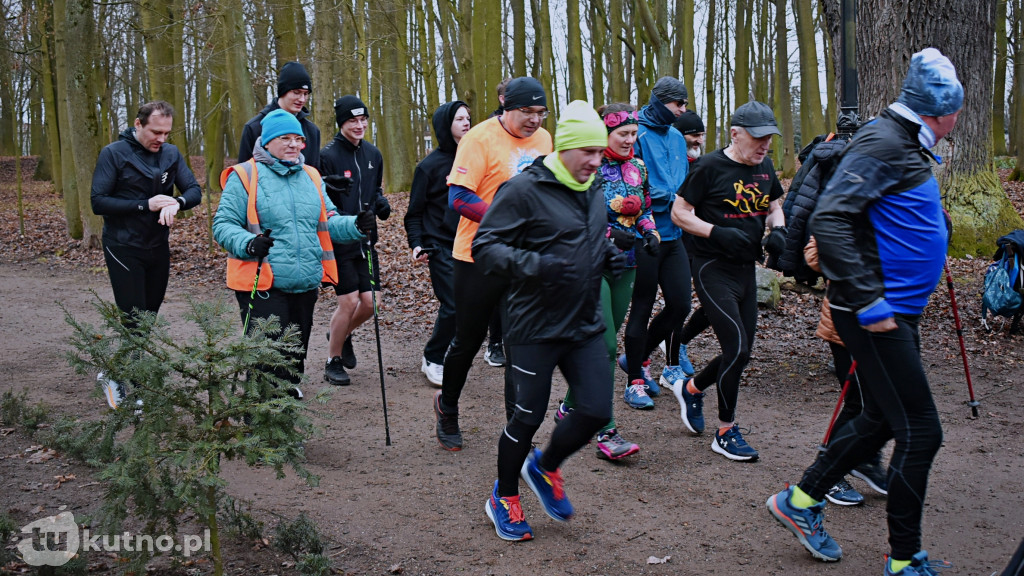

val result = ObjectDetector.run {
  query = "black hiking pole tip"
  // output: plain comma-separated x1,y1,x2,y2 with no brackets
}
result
945,260,979,418
363,204,392,445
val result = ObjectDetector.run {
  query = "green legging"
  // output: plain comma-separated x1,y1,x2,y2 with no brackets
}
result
562,268,636,433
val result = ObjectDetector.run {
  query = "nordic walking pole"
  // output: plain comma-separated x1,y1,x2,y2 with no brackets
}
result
243,229,272,335
363,204,392,446
944,260,980,417
821,361,856,448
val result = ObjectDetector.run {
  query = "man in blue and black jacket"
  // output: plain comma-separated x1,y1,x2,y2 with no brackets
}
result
767,48,963,576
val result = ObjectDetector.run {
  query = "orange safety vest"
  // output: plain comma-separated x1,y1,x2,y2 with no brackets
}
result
219,159,339,291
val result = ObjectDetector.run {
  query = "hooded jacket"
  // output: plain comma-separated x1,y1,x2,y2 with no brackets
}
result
634,94,688,241
472,156,618,344
213,140,363,294
404,101,466,250
238,101,322,169
91,127,202,250
318,131,385,260
810,108,948,325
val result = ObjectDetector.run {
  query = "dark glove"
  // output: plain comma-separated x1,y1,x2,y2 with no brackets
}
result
709,225,753,260
643,232,660,256
374,194,391,220
246,234,274,259
322,174,354,196
537,254,575,285
608,227,635,251
762,227,787,256
606,251,627,278
356,210,378,244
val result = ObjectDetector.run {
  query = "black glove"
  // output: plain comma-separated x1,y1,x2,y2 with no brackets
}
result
762,226,787,256
643,232,660,256
356,210,378,244
246,234,274,258
608,227,635,251
606,250,627,278
322,174,354,196
709,225,753,260
374,194,391,220
537,254,575,285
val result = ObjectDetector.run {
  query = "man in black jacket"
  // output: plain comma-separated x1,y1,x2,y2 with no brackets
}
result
473,101,625,542
237,61,320,169
90,100,202,409
319,95,390,386
403,101,471,386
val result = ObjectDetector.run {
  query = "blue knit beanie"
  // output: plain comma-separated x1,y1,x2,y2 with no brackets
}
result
897,48,964,117
261,109,303,143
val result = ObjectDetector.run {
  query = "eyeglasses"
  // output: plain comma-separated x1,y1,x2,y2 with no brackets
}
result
516,108,549,120
603,110,639,129
277,136,306,146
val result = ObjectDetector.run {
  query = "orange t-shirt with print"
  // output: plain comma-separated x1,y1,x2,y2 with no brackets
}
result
448,116,553,262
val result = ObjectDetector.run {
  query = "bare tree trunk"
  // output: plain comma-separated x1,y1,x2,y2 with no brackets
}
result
994,0,1009,156
312,0,342,135
793,0,825,138
271,0,301,66
818,7,836,127
52,0,82,238
38,0,63,191
591,0,606,105
222,0,256,152
775,0,796,176
733,0,750,105
567,0,586,99
512,0,527,77
64,0,103,247
704,0,717,149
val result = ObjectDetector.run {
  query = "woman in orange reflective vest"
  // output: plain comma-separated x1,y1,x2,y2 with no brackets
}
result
214,109,376,397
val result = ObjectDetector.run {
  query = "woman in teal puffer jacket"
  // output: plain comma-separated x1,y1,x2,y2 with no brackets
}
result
214,109,375,396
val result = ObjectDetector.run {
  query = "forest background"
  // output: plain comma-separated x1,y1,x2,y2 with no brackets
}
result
1,0,1023,256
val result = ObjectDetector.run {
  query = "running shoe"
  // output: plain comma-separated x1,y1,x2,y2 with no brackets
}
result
421,356,443,387
341,335,357,369
484,341,506,367
852,459,889,495
712,425,759,461
98,372,126,410
286,386,303,400
324,356,351,386
552,402,571,423
672,377,705,434
884,551,951,575
678,343,696,377
485,481,533,541
595,428,639,460
659,365,687,393
766,485,843,562
623,379,655,410
521,447,573,522
616,354,658,395
824,479,864,506
433,390,462,451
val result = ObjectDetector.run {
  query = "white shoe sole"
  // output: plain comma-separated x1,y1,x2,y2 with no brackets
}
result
850,469,889,496
671,379,702,435
421,358,443,387
711,438,758,461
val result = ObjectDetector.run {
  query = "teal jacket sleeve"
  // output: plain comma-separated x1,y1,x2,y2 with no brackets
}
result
212,172,255,258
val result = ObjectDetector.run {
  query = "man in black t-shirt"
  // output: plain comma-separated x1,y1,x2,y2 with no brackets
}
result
670,100,786,462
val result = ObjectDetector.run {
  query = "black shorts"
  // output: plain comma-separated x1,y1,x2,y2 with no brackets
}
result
332,251,380,295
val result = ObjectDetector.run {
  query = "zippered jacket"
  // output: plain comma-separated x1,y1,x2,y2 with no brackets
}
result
404,101,465,250
319,133,385,259
238,101,321,169
634,95,688,241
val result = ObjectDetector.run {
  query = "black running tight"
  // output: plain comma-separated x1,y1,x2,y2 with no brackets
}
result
623,237,691,379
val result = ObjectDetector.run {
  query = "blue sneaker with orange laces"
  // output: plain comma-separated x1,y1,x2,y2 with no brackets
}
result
485,481,533,541
520,447,574,522
766,485,843,562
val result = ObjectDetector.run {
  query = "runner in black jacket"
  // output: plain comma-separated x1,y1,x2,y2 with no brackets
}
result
237,61,320,169
403,101,471,385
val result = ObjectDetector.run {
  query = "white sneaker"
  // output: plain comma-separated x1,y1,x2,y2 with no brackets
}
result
421,357,443,387
98,372,126,410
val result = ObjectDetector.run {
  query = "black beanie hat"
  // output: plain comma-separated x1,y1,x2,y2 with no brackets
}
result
334,95,369,127
673,110,705,135
651,76,688,105
277,61,312,97
502,77,547,110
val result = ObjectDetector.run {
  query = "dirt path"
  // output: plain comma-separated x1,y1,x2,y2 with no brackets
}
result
2,258,1023,575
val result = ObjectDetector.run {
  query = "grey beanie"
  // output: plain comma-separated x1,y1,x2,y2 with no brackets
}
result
651,77,688,105
897,48,964,117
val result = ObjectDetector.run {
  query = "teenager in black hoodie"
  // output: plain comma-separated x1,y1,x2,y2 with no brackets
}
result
403,101,471,386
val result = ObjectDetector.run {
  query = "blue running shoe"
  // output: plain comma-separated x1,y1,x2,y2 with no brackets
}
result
623,379,655,410
521,447,574,522
852,458,889,495
672,378,705,434
825,479,864,506
767,486,843,562
712,425,758,461
678,344,695,377
617,354,659,396
659,365,686,394
485,481,533,541
884,551,952,575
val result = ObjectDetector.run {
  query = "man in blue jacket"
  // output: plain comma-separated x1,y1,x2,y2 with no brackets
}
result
90,100,202,409
767,48,963,576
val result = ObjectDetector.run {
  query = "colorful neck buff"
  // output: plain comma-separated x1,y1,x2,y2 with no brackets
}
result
604,110,639,133
604,146,634,162
543,153,594,192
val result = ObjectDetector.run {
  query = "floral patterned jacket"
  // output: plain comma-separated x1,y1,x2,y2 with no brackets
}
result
600,155,657,268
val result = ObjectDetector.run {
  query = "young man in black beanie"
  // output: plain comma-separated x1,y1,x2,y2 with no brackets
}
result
237,61,321,169
319,95,389,386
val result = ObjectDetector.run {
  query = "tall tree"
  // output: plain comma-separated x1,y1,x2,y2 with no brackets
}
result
734,0,751,105
994,0,1009,156
704,0,717,149
52,0,82,238
567,0,586,99
591,1,606,105
222,0,256,155
312,0,342,135
511,0,527,77
270,0,301,66
774,0,796,176
38,0,64,193
818,7,836,126
678,0,696,92
793,0,825,139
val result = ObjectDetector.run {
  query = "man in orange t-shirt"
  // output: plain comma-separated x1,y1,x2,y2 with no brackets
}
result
432,77,553,452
